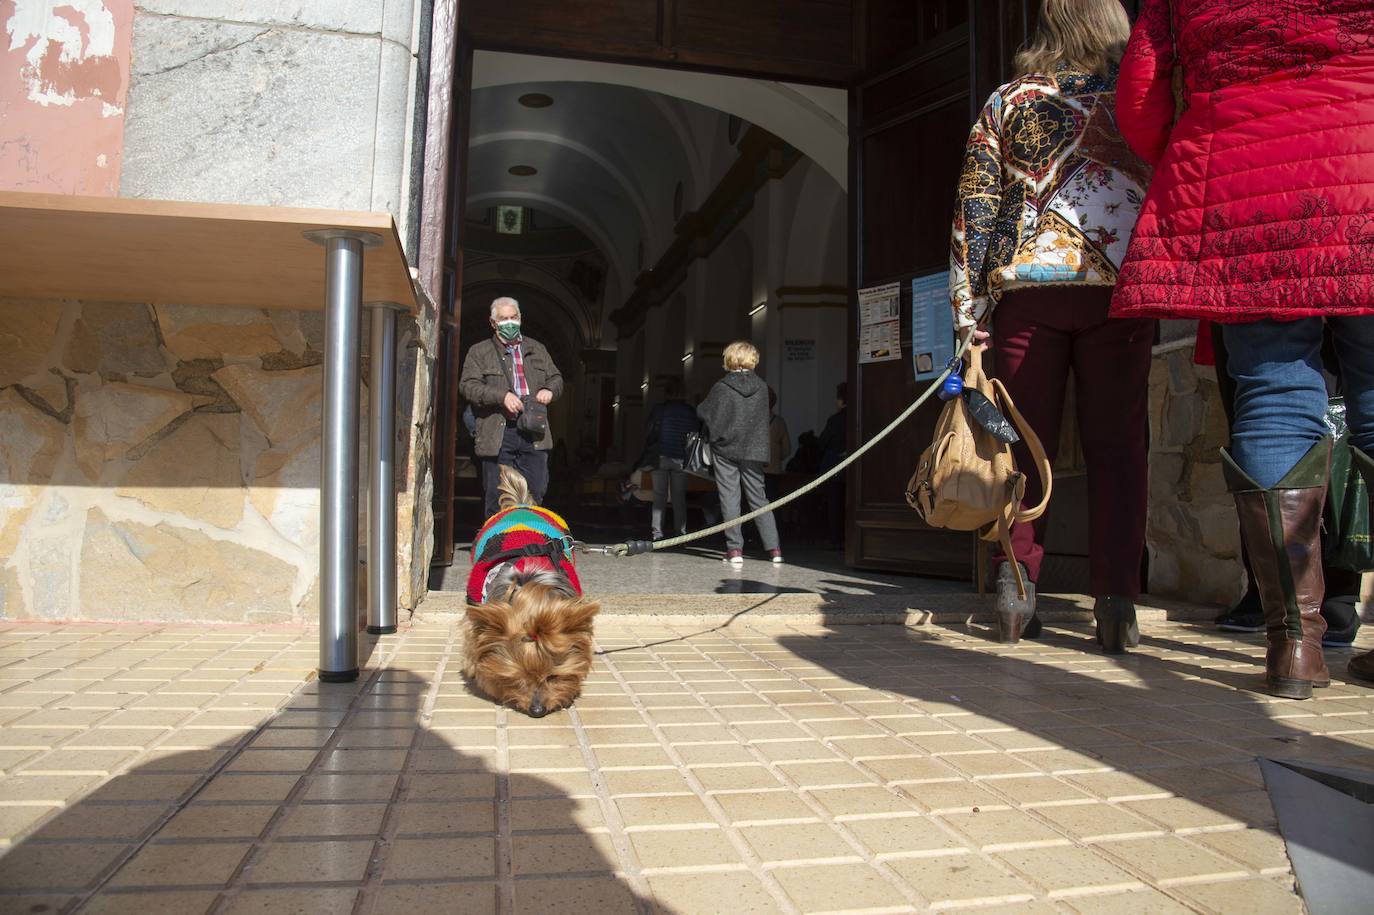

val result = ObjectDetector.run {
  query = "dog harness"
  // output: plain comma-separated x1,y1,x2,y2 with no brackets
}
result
467,506,584,604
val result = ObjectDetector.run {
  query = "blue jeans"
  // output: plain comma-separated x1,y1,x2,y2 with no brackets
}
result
1221,317,1374,488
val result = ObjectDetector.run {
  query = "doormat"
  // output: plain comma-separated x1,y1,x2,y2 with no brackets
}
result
1260,758,1374,914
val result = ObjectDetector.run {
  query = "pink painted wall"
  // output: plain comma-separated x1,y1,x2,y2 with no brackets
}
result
0,0,133,196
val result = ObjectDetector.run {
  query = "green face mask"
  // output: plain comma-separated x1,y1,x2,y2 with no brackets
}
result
496,320,521,342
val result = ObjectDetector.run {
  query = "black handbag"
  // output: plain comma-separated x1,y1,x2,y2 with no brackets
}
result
683,430,713,478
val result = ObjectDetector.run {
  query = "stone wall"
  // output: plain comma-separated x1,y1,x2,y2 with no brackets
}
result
0,293,437,622
119,0,417,217
1145,340,1247,607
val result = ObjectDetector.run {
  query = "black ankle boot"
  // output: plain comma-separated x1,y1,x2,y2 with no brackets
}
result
1094,596,1138,654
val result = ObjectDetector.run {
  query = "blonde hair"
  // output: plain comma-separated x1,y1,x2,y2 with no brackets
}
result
1015,0,1130,77
723,341,759,371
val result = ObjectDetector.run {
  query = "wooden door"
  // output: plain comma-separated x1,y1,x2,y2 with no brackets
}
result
849,0,1139,585
849,1,1036,577
420,4,472,568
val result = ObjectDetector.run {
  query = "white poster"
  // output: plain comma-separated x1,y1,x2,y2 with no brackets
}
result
859,319,902,364
858,282,901,327
857,282,902,364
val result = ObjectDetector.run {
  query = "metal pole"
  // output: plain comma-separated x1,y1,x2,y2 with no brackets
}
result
366,303,401,635
305,228,382,683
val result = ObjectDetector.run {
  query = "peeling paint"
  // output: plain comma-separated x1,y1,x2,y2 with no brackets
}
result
8,1,119,106
0,0,132,194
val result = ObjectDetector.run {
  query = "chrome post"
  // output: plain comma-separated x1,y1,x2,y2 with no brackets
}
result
305,228,383,683
365,301,404,635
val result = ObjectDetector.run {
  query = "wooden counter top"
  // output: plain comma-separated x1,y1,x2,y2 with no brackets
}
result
0,192,417,312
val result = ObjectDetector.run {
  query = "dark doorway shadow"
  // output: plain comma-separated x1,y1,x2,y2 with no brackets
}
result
0,669,667,914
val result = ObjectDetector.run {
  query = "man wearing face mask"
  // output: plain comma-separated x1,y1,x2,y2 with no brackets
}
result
459,296,564,516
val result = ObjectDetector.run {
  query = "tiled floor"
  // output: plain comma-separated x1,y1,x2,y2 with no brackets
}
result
0,615,1371,914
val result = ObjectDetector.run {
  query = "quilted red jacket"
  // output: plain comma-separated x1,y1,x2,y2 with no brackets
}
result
1110,0,1374,323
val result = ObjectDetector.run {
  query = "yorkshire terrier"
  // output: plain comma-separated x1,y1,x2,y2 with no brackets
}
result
462,465,599,717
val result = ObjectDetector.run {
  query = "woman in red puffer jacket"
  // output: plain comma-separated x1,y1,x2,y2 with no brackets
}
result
1112,0,1374,697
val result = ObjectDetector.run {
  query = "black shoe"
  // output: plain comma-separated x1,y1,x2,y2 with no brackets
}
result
994,562,1036,644
1321,594,1362,647
1216,585,1265,632
1094,596,1139,655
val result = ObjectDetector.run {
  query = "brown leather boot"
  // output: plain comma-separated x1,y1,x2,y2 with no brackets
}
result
1222,439,1332,700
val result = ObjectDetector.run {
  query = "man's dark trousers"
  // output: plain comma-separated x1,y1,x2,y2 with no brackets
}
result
482,423,549,517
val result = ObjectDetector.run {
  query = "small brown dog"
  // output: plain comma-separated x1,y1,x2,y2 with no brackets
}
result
462,466,599,717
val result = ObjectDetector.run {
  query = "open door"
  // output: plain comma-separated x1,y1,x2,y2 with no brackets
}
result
419,4,472,567
849,2,1037,577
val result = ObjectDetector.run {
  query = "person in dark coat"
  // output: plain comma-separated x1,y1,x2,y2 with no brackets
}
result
458,296,563,517
1112,0,1374,696
696,342,781,565
635,377,698,539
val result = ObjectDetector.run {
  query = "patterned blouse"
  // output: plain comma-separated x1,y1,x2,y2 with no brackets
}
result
949,67,1152,329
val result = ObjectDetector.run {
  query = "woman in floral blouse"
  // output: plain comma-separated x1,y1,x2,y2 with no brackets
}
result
949,0,1152,650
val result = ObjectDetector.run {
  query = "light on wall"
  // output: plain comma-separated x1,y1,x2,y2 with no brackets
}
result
612,397,621,409
681,351,693,363
640,381,649,392
748,300,767,317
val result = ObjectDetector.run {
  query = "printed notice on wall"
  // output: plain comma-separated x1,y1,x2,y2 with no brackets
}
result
785,338,815,363
857,282,902,364
910,271,954,380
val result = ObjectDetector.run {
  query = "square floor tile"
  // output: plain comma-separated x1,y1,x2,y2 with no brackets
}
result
372,883,498,915
513,877,639,914
247,840,373,884
740,822,857,863
997,846,1143,897
221,887,360,914
1101,836,1249,883
714,791,818,825
393,801,495,835
111,843,251,888
770,863,910,913
1176,878,1304,914
512,832,621,876
631,827,742,869
888,854,1036,906
844,815,967,857
82,890,219,914
278,803,388,838
0,842,129,891
647,871,781,914
383,837,497,880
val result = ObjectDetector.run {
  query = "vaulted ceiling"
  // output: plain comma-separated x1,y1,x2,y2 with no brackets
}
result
465,51,849,344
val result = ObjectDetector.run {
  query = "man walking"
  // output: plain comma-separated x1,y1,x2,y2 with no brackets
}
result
459,297,563,517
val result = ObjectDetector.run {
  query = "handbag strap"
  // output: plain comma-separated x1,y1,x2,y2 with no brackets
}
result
989,376,1053,523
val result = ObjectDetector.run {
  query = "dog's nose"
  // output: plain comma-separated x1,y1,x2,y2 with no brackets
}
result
527,701,548,718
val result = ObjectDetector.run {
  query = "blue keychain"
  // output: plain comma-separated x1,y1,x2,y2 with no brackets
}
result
938,358,964,401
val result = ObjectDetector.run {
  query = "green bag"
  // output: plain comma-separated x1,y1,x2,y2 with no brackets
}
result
1323,397,1374,573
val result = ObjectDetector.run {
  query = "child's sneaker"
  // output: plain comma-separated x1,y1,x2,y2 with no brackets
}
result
723,550,744,566
769,549,784,564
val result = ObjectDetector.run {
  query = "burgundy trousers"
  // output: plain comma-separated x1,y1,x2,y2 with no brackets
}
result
991,286,1153,598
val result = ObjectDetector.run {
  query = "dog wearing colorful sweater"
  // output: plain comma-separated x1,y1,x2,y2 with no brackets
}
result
462,466,599,717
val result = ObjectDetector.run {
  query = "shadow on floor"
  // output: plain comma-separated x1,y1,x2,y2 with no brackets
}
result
773,618,1374,892
0,669,666,915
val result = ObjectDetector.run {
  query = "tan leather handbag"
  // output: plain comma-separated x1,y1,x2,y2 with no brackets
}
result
905,344,1052,599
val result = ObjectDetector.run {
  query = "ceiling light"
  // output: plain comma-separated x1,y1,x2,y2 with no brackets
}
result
518,93,553,108
508,165,537,177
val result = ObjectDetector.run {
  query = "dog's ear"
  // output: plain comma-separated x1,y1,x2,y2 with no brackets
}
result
560,597,599,633
465,600,514,636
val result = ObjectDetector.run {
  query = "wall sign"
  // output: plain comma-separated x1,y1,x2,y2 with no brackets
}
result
857,282,902,364
910,271,954,380
785,338,815,362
